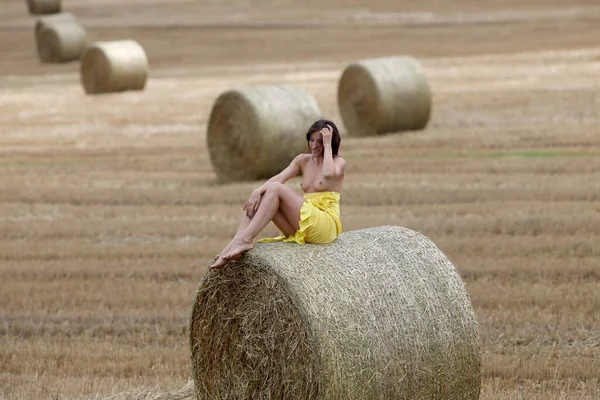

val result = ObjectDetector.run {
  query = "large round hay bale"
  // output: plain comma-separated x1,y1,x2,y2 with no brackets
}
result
26,0,61,14
189,225,481,399
80,40,149,95
207,84,322,182
34,12,76,37
36,22,87,63
338,56,432,136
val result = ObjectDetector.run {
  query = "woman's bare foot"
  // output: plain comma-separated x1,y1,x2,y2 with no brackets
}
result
222,237,253,260
208,237,235,268
209,255,229,270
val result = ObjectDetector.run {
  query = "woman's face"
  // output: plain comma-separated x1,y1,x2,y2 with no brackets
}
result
308,131,323,156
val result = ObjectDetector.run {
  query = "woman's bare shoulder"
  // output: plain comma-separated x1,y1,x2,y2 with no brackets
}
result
294,153,311,164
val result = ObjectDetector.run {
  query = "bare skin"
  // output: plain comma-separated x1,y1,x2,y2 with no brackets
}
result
209,124,347,269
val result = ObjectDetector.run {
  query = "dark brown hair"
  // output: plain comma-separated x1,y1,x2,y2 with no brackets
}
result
305,119,341,157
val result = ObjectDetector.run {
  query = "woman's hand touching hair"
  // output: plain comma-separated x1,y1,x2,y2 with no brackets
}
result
320,124,333,147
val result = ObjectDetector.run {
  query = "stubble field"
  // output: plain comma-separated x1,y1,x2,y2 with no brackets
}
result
1,0,599,399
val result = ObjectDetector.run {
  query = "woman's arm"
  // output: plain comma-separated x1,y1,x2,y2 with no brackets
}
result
321,125,345,178
322,142,336,177
253,155,303,195
244,155,304,218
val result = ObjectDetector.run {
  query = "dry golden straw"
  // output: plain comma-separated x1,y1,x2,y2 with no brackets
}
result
80,40,149,95
36,21,87,63
89,380,195,400
338,56,432,136
35,12,76,37
206,84,322,182
189,225,481,399
26,0,61,15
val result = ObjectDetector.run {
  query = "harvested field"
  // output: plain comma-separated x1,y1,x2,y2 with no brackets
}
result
1,0,599,399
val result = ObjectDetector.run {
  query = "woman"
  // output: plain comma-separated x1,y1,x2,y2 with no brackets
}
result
210,118,346,269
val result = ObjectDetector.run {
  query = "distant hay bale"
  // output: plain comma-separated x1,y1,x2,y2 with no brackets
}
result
36,22,87,63
34,12,76,37
206,84,322,182
27,0,61,14
80,40,149,95
338,56,432,136
189,225,481,399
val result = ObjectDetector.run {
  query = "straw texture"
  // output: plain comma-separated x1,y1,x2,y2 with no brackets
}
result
80,40,149,95
189,225,481,400
36,22,87,63
207,84,322,182
338,56,431,136
87,380,194,400
35,12,76,37
27,0,61,14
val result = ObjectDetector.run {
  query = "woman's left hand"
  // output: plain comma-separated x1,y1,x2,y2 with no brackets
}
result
321,125,333,146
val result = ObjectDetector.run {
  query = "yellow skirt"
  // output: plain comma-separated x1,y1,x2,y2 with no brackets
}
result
258,191,342,244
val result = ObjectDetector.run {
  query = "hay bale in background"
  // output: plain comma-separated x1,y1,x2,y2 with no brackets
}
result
80,40,149,95
207,84,322,182
35,12,76,37
338,56,431,136
36,22,87,63
190,225,481,399
26,0,61,15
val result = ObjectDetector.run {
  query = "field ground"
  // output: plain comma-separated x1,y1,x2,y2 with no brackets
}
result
1,0,599,399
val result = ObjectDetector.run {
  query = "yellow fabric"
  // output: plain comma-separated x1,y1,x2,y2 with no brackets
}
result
258,191,342,244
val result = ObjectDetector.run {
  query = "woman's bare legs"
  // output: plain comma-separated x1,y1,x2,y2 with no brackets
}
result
272,209,297,237
212,214,251,262
209,183,303,269
209,211,294,269
215,209,296,264
223,182,303,259
217,209,295,261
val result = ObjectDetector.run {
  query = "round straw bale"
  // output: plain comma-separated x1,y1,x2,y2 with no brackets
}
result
80,40,149,95
34,12,76,38
26,0,61,15
36,22,87,63
338,56,432,136
189,225,481,399
206,84,322,183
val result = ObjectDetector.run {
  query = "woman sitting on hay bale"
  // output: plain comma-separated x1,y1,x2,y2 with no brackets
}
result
210,119,346,269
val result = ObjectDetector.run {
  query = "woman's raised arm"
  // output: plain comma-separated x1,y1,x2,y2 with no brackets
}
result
321,125,345,178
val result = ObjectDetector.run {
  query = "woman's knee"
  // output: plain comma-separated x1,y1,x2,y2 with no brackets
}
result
265,182,284,195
